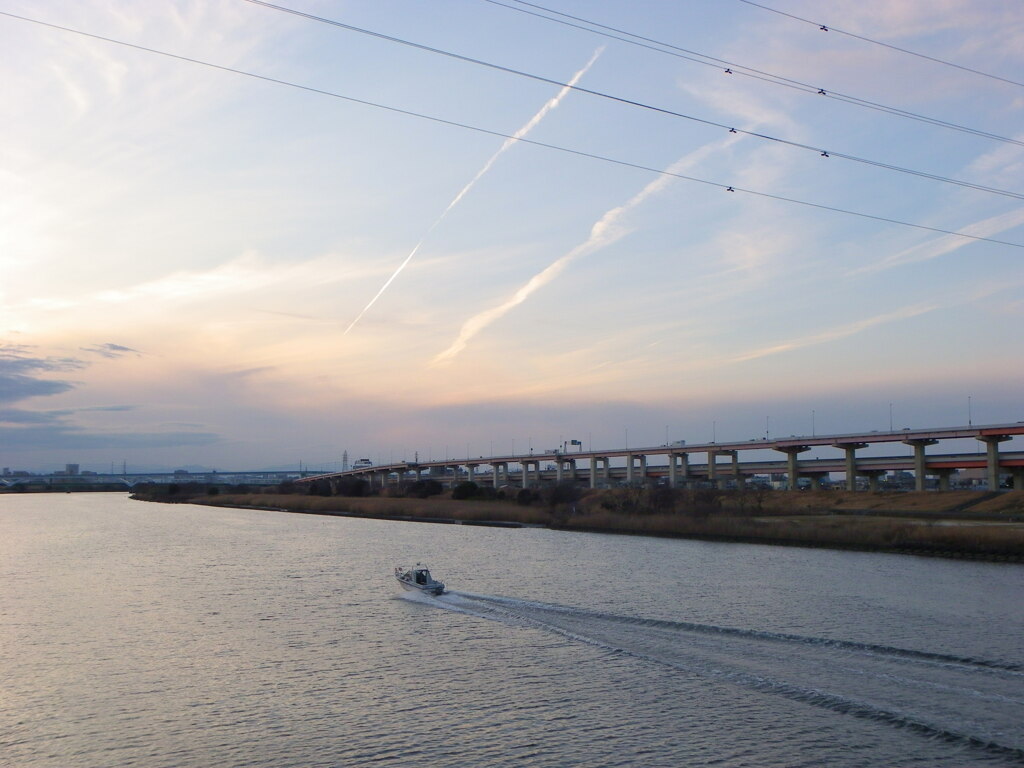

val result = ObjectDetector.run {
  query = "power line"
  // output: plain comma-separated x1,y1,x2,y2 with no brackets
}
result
237,0,1024,201
479,0,1024,146
736,0,1024,89
2,9,1021,250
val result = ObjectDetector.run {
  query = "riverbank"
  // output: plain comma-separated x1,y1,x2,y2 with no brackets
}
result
146,490,1024,562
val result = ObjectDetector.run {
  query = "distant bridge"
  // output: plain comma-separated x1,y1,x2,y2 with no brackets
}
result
0,470,315,489
298,423,1024,493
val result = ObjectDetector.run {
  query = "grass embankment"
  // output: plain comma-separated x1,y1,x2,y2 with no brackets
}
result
560,509,1024,558
176,489,1024,561
199,492,553,525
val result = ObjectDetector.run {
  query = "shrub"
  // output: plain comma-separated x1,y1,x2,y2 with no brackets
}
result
476,485,500,500
516,488,538,506
452,481,480,500
647,485,676,513
309,479,333,497
407,479,444,499
542,482,582,508
334,477,369,497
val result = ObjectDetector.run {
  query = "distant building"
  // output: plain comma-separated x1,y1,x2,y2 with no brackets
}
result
957,467,1008,489
66,464,79,476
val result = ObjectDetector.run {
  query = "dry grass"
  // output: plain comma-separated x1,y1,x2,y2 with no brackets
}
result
202,493,553,525
560,511,1024,557
747,490,992,514
968,491,1024,514
174,491,1024,559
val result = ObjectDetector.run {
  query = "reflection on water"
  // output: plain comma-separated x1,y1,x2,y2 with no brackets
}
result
2,494,1022,767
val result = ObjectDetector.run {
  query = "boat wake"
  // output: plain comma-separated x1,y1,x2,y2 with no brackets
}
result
416,591,1024,763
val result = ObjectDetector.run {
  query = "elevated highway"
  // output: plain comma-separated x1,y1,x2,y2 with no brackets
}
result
300,422,1024,493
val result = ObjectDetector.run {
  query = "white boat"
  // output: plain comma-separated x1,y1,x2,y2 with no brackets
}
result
394,563,445,595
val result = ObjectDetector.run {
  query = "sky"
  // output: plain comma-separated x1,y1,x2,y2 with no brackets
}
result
2,0,1023,472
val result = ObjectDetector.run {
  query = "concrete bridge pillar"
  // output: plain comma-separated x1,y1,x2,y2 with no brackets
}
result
863,469,885,492
589,457,598,488
936,469,954,492
668,452,689,489
707,450,717,486
712,450,736,490
903,438,938,491
1013,467,1024,492
730,451,743,490
568,459,577,484
775,446,810,490
976,435,1011,490
555,459,563,484
624,454,647,486
834,442,868,491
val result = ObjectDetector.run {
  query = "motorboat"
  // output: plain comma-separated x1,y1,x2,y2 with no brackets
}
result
394,563,445,595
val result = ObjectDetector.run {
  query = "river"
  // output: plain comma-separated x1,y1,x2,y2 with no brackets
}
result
2,493,1022,767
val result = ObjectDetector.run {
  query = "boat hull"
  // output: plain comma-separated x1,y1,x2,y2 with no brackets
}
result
395,576,445,596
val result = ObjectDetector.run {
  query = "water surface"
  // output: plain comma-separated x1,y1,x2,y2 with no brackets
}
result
2,494,1022,766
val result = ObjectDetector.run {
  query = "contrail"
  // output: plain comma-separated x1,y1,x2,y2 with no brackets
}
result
846,206,1024,277
343,48,603,335
430,134,742,365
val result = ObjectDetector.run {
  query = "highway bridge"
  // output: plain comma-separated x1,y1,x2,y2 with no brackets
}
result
299,423,1024,493
0,470,313,489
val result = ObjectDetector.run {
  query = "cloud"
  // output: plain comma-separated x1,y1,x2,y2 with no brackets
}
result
0,375,75,404
431,134,742,364
964,137,1024,188
824,0,1021,41
728,303,937,363
0,408,73,425
0,345,83,404
81,342,141,358
848,207,1024,276
0,401,216,451
0,344,209,452
344,47,604,335
0,423,220,451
